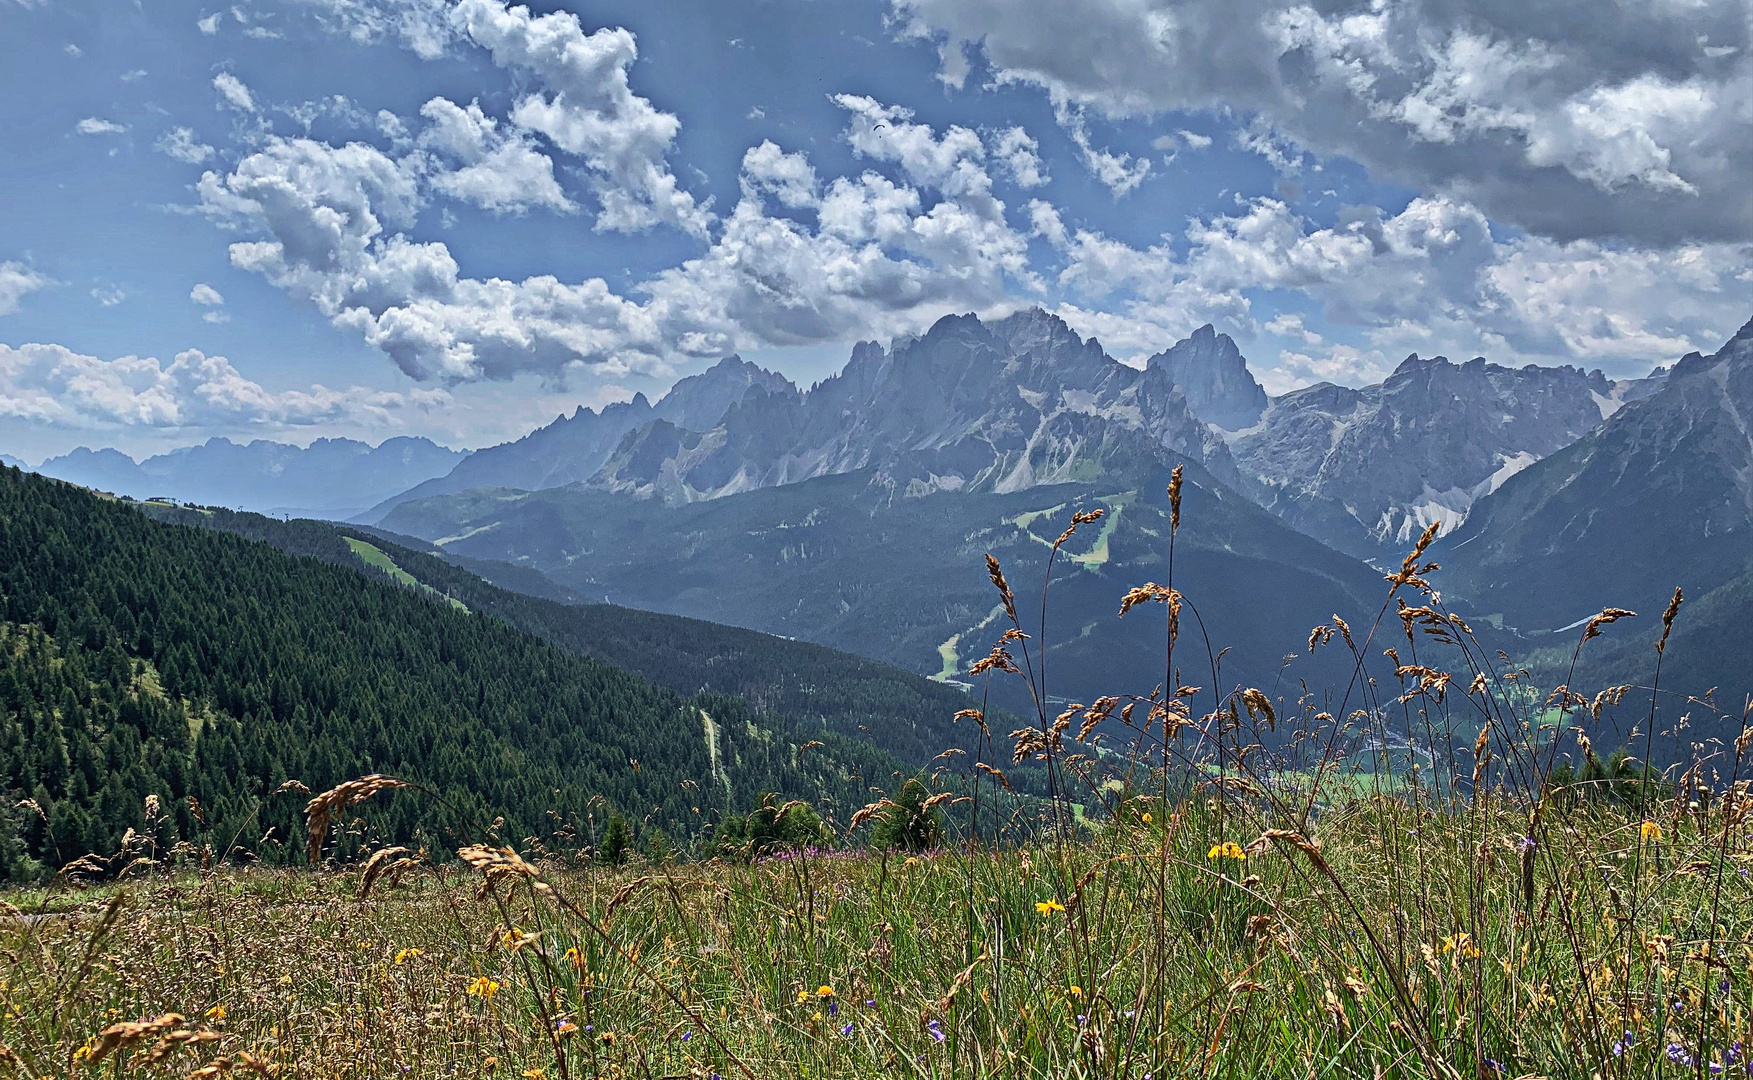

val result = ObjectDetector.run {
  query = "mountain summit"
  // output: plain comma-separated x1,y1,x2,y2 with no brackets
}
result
1145,324,1268,430
591,308,1239,504
358,355,797,521
1230,353,1663,558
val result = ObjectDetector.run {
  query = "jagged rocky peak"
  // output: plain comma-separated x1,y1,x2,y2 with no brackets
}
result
1146,323,1269,431
1230,348,1659,558
588,307,1239,505
654,354,799,432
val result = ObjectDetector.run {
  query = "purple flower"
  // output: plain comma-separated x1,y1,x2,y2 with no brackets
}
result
1518,836,1536,853
927,1019,945,1043
828,1000,838,1017
1612,1032,1632,1057
1076,1014,1087,1026
841,1023,853,1036
1484,1058,1504,1074
680,1031,692,1042
1669,1043,1696,1067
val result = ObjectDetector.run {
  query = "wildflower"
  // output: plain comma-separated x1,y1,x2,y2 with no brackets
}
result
796,990,812,1003
865,1000,876,1008
904,857,919,867
926,1019,945,1043
72,1044,95,1063
828,1000,838,1017
555,1020,578,1036
1036,898,1065,916
1517,836,1536,853
1207,842,1246,861
1068,985,1083,997
1141,812,1152,824
501,928,525,946
1669,1043,1695,1066
205,1005,227,1021
466,976,501,998
1484,1059,1504,1074
841,1023,853,1036
563,946,585,970
1641,821,1662,841
1612,1031,1631,1057
394,948,421,965
680,1031,692,1043
811,1011,824,1022
1440,933,1480,959
522,1070,546,1079
817,985,835,998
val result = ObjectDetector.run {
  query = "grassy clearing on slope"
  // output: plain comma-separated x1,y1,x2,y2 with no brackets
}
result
345,535,469,612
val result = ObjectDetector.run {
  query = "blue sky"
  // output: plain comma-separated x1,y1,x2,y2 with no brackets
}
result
1,0,1747,459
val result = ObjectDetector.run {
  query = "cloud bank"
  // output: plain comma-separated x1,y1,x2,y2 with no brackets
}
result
0,342,447,431
892,0,1752,245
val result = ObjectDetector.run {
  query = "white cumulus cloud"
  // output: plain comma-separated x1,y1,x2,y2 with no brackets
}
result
0,263,53,315
196,96,1040,383
213,72,258,112
75,117,126,135
156,127,215,164
447,0,711,236
417,97,575,214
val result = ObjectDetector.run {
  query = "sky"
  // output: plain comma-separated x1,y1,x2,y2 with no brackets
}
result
0,0,1748,460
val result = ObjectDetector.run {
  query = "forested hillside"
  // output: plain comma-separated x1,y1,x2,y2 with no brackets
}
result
138,505,1005,768
0,469,902,880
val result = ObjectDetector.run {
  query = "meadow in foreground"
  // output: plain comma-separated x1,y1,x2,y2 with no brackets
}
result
6,474,1752,1079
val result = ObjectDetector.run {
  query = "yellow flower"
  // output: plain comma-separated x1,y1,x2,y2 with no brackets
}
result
501,928,525,946
563,947,584,970
1036,898,1065,916
1440,933,1481,960
205,1004,227,1021
1640,820,1662,841
467,976,501,998
394,948,422,965
522,1070,546,1079
1207,842,1246,861
796,989,812,1003
811,1011,824,1022
816,985,835,998
1068,985,1083,997
1141,812,1153,824
904,857,920,867
72,1044,95,1063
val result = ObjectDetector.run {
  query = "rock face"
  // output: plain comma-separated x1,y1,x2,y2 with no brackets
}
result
29,436,466,518
1145,324,1268,430
591,309,1238,504
1230,354,1662,559
356,355,797,521
1443,316,1753,632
